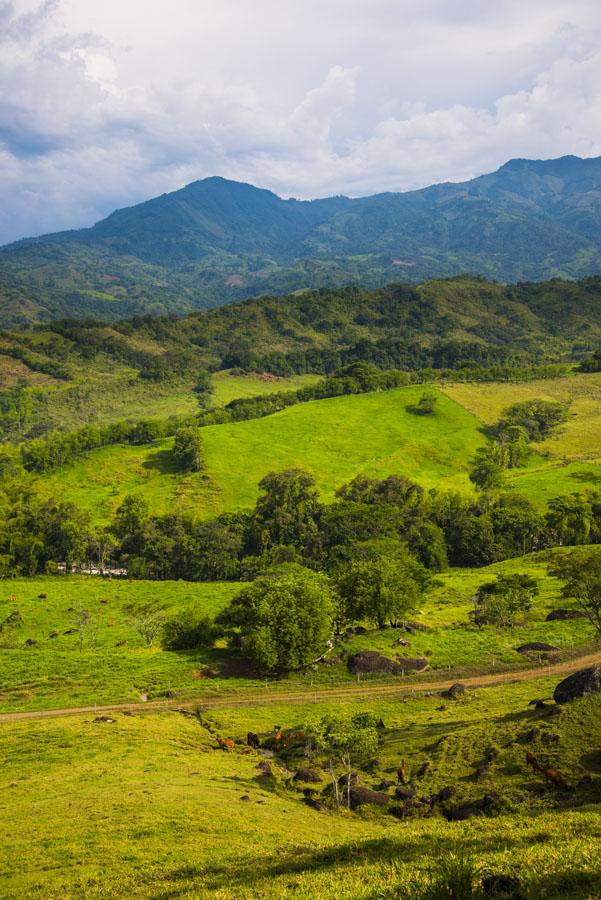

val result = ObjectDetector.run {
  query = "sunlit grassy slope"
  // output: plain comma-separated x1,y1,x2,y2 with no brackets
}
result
36,385,487,524
1,547,595,714
1,685,600,898
442,373,601,505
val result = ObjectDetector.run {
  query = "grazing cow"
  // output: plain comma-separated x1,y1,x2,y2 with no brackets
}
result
525,751,543,773
217,737,235,751
542,768,570,790
273,727,284,745
247,731,261,749
397,758,409,785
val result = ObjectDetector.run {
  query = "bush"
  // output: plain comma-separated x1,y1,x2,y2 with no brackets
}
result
162,611,220,650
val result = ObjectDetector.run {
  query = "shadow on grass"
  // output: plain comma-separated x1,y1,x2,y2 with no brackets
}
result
142,449,181,475
154,819,601,898
569,470,601,486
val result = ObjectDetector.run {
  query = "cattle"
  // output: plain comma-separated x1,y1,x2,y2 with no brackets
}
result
217,737,235,751
397,758,409,785
247,731,261,749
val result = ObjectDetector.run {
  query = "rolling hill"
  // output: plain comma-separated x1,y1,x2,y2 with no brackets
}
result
1,154,601,326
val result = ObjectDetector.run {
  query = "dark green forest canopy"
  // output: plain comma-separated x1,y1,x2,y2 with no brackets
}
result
2,275,601,386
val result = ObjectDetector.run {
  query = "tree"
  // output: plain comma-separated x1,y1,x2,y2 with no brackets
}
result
336,541,430,629
469,448,505,491
172,426,204,472
193,369,214,409
407,390,438,415
162,610,220,650
472,574,538,627
549,550,601,637
68,609,96,650
309,713,379,808
216,564,334,674
497,399,570,442
124,603,167,647
249,469,322,559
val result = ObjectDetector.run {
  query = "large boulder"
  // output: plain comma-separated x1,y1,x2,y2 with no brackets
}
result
348,650,427,675
546,608,586,621
554,665,601,704
516,642,559,655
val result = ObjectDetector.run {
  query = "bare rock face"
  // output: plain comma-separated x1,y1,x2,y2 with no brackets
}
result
554,665,601,704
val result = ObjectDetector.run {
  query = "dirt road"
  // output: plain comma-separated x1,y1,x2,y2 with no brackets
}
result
1,648,600,725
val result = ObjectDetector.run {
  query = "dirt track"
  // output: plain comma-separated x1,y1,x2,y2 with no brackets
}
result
1,649,600,724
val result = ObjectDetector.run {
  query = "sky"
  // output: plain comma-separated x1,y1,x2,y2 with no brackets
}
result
0,0,600,244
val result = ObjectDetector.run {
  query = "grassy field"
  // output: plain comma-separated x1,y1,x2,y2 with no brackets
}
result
0,547,596,714
1,681,600,898
442,372,601,461
35,385,486,524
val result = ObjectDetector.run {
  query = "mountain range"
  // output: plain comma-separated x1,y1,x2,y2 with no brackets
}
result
1,154,600,327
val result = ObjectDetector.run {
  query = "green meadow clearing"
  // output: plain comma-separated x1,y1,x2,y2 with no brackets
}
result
35,385,487,523
0,547,596,714
1,681,600,898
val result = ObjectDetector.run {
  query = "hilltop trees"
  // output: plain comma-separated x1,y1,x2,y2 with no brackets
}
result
172,426,204,472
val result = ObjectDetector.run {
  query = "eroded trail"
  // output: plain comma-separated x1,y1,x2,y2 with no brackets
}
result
1,648,600,724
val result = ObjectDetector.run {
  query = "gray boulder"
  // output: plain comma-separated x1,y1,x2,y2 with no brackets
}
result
554,665,601,704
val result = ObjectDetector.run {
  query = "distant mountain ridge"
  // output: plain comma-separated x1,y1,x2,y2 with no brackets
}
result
1,154,601,327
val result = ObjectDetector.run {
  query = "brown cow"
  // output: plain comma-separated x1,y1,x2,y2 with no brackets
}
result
217,737,235,751
397,758,409,785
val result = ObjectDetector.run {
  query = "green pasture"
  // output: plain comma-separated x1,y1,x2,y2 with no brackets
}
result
0,683,600,898
0,547,596,713
35,385,486,524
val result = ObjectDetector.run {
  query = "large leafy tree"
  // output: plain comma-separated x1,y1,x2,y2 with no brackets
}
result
549,550,601,637
248,469,322,560
472,573,538,627
336,540,430,629
217,564,334,674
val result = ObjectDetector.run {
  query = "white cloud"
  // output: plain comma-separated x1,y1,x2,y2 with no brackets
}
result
0,0,599,242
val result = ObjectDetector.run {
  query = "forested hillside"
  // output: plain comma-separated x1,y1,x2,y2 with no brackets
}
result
1,155,601,326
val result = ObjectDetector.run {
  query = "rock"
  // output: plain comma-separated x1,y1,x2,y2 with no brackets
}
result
48,631,59,639
435,785,457,803
482,874,523,897
546,704,562,717
303,797,326,811
338,772,360,787
436,704,447,711
401,620,428,633
546,608,586,621
554,665,601,704
578,774,593,785
63,628,78,635
394,638,410,647
94,716,115,723
447,792,501,822
416,761,430,778
348,650,427,675
239,795,251,802
38,593,47,599
486,746,500,761
260,749,275,758
521,728,540,744
542,732,560,744
293,768,322,784
247,731,261,748
425,649,433,657
25,638,37,646
375,779,396,791
516,642,559,654
394,786,416,800
528,698,547,709
442,683,466,700
349,786,390,810
257,761,273,777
